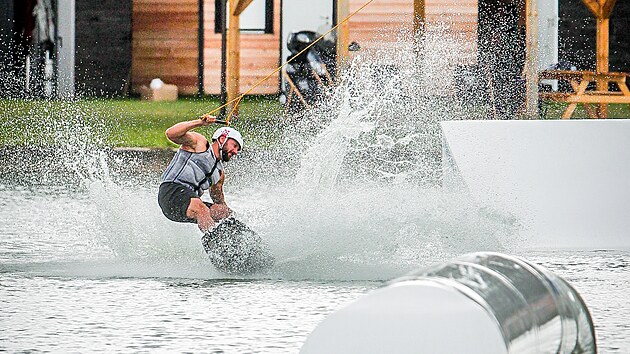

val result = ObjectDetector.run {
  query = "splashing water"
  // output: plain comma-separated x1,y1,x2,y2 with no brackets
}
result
225,31,518,280
294,92,375,190
1,29,519,281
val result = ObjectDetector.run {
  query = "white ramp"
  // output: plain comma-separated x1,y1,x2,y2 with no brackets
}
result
441,119,630,250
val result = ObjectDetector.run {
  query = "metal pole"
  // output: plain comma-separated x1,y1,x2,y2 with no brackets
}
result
52,0,59,97
56,0,75,99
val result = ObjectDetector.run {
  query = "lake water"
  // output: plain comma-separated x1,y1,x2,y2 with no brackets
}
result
0,148,628,353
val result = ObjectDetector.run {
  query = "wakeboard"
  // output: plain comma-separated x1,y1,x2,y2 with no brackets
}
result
201,217,274,275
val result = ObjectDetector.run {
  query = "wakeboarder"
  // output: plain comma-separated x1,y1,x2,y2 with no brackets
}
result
158,115,273,274
157,115,242,233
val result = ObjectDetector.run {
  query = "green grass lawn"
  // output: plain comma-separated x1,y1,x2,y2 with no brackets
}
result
541,101,630,119
0,96,284,149
1,96,628,149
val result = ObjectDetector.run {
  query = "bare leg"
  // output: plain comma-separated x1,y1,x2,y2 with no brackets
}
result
186,198,215,233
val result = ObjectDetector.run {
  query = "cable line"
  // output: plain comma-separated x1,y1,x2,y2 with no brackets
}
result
204,0,375,125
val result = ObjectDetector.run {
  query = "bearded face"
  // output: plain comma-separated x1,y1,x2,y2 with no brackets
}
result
220,138,241,162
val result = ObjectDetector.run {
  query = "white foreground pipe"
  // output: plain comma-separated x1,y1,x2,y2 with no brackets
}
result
301,252,595,354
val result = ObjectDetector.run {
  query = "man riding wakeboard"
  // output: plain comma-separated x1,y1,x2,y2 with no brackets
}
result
158,116,272,274
158,115,243,233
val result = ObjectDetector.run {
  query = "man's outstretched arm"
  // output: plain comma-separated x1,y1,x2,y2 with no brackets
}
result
165,115,216,150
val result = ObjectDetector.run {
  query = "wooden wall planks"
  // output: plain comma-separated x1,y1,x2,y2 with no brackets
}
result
202,0,281,95
132,0,199,94
348,0,477,64
131,0,478,95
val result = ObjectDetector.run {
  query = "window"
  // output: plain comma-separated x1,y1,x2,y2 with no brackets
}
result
215,0,273,34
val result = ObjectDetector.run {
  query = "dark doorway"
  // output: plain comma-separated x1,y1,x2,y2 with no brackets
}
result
0,1,17,96
0,0,45,98
75,0,132,97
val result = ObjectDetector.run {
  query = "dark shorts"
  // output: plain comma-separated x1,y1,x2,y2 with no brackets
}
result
158,182,212,223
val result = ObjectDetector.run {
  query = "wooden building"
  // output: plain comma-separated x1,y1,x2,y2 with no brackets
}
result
132,0,280,95
2,0,628,98
131,0,480,96
130,0,630,97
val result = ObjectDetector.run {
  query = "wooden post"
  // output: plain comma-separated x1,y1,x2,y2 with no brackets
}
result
595,17,609,117
524,0,539,118
220,0,227,118
413,0,425,36
582,0,617,118
197,0,204,97
227,0,241,117
413,0,425,62
336,0,350,72
595,18,609,74
233,0,254,16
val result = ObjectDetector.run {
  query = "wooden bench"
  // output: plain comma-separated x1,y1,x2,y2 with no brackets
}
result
539,70,630,119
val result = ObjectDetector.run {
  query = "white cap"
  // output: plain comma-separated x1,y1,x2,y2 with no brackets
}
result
212,127,244,150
